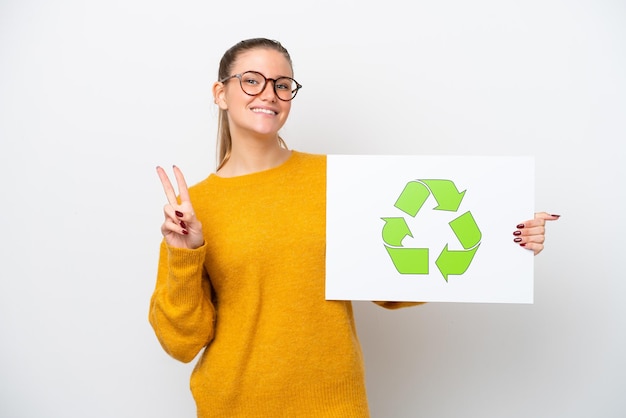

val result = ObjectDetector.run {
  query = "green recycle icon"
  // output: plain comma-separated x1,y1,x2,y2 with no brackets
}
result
381,179,482,282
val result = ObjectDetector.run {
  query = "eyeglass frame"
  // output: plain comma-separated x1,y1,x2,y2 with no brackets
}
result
218,70,302,101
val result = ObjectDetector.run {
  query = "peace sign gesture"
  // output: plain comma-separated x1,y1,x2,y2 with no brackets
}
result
156,165,204,249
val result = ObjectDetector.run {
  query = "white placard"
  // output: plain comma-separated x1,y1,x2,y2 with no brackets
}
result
326,155,535,304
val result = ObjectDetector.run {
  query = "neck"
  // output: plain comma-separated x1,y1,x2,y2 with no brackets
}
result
217,136,291,178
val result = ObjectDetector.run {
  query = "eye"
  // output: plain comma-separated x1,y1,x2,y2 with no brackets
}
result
241,73,263,86
243,78,260,86
275,78,293,91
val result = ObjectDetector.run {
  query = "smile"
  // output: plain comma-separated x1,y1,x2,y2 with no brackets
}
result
251,107,277,115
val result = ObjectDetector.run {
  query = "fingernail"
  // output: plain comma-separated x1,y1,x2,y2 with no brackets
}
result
513,231,522,236
551,214,561,218
514,237,522,243
175,211,183,217
516,224,525,229
179,220,187,229
520,243,526,247
182,229,189,235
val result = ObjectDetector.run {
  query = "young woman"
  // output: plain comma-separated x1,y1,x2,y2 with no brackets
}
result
150,38,560,417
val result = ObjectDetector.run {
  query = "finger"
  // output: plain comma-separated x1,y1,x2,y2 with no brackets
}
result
514,225,545,239
172,165,191,203
163,204,182,222
535,212,561,222
513,232,545,254
520,241,544,256
516,213,560,230
161,217,189,236
156,166,179,206
517,233,545,245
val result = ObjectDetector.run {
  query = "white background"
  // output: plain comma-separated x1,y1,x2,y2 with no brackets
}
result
1,0,624,417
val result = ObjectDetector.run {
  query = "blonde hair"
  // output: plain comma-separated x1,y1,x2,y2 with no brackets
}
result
215,38,293,171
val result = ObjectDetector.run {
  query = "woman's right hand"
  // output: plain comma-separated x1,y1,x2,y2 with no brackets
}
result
156,165,204,249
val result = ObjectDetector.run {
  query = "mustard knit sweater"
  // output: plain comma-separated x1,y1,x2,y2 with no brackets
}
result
149,151,417,417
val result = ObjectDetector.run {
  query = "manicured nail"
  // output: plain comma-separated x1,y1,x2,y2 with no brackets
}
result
182,229,189,235
516,224,525,229
520,243,526,247
179,220,187,229
513,231,522,236
514,237,522,243
175,211,183,218
551,214,561,218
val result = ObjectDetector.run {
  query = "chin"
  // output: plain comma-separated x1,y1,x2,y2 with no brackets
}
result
252,125,285,137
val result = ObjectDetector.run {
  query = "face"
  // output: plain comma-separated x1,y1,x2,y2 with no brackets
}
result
214,48,294,141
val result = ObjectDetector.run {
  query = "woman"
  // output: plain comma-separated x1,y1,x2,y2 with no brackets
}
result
150,38,559,417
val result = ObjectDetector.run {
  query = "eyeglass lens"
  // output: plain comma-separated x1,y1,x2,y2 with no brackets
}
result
239,72,298,100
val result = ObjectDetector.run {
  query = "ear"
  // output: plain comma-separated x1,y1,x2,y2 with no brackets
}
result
212,81,228,110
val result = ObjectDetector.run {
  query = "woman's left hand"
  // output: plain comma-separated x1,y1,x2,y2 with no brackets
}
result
513,212,561,255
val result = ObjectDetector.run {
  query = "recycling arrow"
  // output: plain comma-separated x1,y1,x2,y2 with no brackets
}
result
384,246,429,274
394,181,430,216
449,211,481,249
422,180,466,211
435,245,479,282
381,217,413,247
394,179,466,215
382,179,481,282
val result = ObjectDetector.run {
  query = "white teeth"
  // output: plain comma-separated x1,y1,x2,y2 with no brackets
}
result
251,108,276,115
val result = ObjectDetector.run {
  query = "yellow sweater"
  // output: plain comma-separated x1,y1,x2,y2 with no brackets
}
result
149,151,417,417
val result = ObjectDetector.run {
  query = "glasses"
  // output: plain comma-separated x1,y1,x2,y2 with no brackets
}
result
219,71,302,101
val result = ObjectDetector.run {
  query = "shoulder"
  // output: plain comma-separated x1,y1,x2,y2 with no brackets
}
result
291,150,327,169
286,151,327,191
186,174,216,200
293,150,326,159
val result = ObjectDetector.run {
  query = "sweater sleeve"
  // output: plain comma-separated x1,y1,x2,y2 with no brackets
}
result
373,301,426,309
149,240,216,363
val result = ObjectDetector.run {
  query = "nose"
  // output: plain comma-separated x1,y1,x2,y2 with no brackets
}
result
259,79,277,101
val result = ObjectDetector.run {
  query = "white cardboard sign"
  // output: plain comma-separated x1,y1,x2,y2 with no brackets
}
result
326,155,535,304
